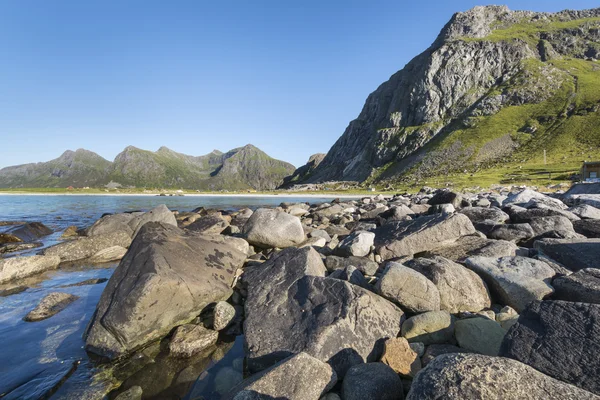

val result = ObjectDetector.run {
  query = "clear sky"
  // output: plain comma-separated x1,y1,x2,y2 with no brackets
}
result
0,0,598,168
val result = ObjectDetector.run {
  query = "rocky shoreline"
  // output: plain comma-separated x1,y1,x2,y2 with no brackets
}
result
1,186,600,399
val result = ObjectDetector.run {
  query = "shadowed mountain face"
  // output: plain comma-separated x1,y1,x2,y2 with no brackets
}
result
305,6,600,185
0,145,295,190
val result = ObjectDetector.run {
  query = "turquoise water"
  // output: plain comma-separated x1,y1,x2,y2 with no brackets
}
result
0,194,341,399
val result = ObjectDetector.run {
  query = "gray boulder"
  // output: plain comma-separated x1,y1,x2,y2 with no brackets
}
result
500,300,600,395
454,317,505,356
569,204,600,219
376,263,441,313
406,353,598,400
5,222,53,242
401,311,455,345
459,207,509,223
86,213,138,237
186,213,229,235
242,208,305,248
424,236,517,261
85,222,246,359
335,231,375,257
428,190,462,208
87,246,128,263
225,352,336,400
503,189,563,208
405,256,490,313
168,324,219,358
128,205,177,237
528,216,575,236
464,256,555,312
534,238,600,271
0,255,61,284
342,362,403,400
573,219,600,238
552,268,600,304
243,247,403,376
42,231,132,263
374,214,475,260
487,223,535,242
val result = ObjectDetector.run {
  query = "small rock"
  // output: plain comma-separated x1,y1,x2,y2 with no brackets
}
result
24,292,79,322
168,324,218,358
213,301,236,331
380,337,422,378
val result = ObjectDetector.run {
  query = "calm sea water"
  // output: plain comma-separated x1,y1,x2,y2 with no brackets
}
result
0,194,344,399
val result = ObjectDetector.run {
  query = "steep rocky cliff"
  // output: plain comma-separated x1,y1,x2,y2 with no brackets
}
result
0,145,295,190
307,6,600,185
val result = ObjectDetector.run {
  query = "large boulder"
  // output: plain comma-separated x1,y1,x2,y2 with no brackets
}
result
454,317,505,356
42,231,132,263
85,222,246,359
242,208,305,248
573,219,600,238
244,247,404,377
500,300,600,395
406,353,597,400
503,189,564,208
0,255,61,284
464,256,555,312
428,190,462,208
224,352,336,400
376,263,440,313
528,216,575,236
569,204,600,219
85,213,139,237
459,207,509,223
342,362,404,400
487,223,535,242
534,238,600,271
334,231,375,257
186,213,230,235
128,205,177,237
401,311,455,345
405,256,490,313
423,236,518,261
552,268,600,304
374,214,475,260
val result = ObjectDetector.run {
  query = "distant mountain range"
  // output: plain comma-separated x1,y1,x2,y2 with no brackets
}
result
0,144,295,190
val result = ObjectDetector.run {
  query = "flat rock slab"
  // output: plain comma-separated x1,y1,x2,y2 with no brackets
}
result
85,222,246,359
244,248,403,377
406,353,598,400
224,352,336,400
500,300,600,395
553,268,600,304
0,255,61,284
534,238,600,271
42,231,132,263
464,256,555,312
24,292,79,322
374,214,476,260
405,256,490,313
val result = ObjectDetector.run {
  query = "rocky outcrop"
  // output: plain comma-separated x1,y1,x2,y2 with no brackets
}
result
407,353,598,399
243,247,404,376
85,222,246,359
500,300,600,395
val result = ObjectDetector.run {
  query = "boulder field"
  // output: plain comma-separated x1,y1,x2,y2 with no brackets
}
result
5,186,600,399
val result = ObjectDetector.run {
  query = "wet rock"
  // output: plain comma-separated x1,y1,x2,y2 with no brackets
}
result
213,301,236,331
61,225,80,238
5,222,52,242
0,233,21,244
59,278,108,288
421,344,474,367
0,241,43,254
401,311,455,345
334,231,375,257
0,255,61,284
0,285,28,297
42,231,132,263
405,256,490,313
533,238,600,271
24,292,79,322
374,214,475,260
186,213,230,235
500,300,600,395
88,246,128,263
380,337,421,378
225,352,337,400
459,207,509,223
342,362,403,400
376,262,440,313
406,353,597,400
168,324,219,358
244,247,403,376
85,222,246,359
242,208,305,248
464,256,555,312
0,359,79,400
454,317,505,356
552,268,600,304
114,386,143,400
324,255,379,276
215,367,244,396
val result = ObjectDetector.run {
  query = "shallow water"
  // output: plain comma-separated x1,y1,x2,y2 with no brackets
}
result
0,194,341,399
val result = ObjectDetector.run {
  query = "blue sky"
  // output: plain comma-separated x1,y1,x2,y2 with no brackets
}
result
0,0,598,168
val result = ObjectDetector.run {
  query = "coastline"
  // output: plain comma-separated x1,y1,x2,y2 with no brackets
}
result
0,192,368,198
